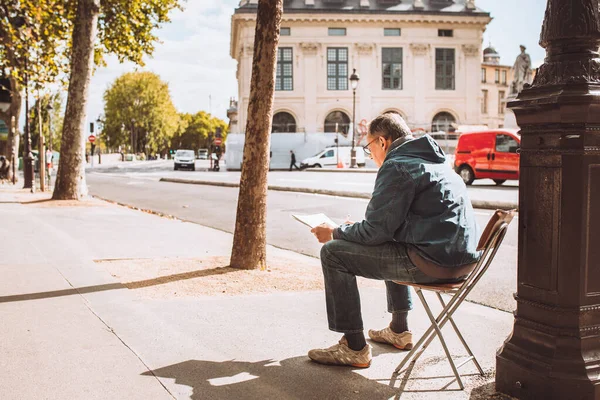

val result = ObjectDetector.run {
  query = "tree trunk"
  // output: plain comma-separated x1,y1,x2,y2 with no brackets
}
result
0,77,22,183
229,0,283,270
52,0,100,200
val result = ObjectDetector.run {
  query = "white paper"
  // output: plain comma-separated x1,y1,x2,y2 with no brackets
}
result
292,213,338,229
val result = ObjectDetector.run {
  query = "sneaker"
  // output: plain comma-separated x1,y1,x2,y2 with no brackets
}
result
308,337,372,368
368,326,413,350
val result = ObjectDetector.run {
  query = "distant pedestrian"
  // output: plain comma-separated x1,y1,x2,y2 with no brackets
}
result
289,150,300,171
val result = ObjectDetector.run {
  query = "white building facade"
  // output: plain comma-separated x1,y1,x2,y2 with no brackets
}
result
228,0,491,169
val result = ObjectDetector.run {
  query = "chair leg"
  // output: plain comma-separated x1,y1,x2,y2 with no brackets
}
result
393,289,438,374
416,290,464,390
394,288,467,375
436,293,484,376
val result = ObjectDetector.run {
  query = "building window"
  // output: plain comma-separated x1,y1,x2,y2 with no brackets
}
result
502,70,507,85
280,27,291,36
276,48,293,91
482,89,488,114
435,48,455,90
328,28,346,36
272,112,296,133
432,112,456,133
384,28,401,36
438,29,453,37
481,67,486,83
324,111,351,134
498,90,506,114
327,48,348,90
382,48,403,90
495,69,500,83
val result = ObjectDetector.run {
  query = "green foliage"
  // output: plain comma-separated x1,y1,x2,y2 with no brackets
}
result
171,112,228,153
96,0,182,67
0,0,73,90
0,0,182,93
30,92,63,151
103,71,179,154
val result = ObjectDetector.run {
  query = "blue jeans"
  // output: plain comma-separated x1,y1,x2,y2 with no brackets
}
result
320,239,452,334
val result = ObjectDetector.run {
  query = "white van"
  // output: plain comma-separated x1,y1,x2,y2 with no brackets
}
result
197,149,209,160
300,146,365,169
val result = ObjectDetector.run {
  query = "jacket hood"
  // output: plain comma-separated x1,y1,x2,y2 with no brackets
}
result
387,134,446,164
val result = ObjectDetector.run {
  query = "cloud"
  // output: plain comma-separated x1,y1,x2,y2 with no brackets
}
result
86,0,240,124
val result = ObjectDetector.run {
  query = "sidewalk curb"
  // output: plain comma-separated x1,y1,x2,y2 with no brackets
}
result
159,177,518,211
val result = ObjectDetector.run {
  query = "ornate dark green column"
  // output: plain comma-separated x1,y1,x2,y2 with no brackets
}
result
496,1,600,399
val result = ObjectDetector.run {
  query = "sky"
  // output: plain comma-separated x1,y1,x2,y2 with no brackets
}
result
84,0,549,125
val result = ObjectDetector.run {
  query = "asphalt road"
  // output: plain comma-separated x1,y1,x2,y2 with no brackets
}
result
87,168,518,313
91,159,519,206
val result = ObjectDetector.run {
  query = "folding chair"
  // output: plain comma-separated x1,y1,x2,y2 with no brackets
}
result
392,209,515,390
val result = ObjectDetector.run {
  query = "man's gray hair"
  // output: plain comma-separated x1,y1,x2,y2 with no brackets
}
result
368,113,412,142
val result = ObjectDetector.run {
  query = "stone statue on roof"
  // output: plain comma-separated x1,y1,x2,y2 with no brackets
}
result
511,45,533,96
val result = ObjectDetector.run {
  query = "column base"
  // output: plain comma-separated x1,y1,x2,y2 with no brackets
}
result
496,338,600,400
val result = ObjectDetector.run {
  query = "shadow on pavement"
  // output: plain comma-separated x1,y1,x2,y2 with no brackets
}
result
0,266,237,303
0,198,52,205
144,357,399,400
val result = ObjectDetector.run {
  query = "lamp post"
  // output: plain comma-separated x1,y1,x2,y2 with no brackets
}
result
130,118,136,155
0,78,10,161
46,103,53,152
349,68,360,168
23,59,34,191
45,103,53,189
12,16,34,191
96,117,102,163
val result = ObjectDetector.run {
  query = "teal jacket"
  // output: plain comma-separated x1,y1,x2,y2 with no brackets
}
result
333,135,480,267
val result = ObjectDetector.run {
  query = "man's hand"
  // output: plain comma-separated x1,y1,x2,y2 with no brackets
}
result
311,224,334,244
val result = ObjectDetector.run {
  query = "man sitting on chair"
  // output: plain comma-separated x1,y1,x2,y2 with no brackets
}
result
309,113,480,368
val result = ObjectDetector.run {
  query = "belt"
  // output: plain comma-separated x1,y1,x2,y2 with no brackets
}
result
407,248,478,280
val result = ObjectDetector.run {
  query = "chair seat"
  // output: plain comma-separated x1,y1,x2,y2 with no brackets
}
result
392,280,464,293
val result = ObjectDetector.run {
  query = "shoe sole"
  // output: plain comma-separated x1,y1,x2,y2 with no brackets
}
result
309,358,371,368
369,337,414,350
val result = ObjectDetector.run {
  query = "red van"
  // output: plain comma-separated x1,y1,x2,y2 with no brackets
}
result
454,130,520,185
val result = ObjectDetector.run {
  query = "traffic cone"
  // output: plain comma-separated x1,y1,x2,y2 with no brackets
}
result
337,158,344,169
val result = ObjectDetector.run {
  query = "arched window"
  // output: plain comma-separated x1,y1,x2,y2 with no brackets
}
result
431,112,456,133
272,112,296,133
324,111,351,135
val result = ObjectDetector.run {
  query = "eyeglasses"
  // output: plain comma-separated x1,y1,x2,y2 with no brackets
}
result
363,137,378,156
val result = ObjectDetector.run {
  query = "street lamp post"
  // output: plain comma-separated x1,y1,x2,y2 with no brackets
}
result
131,118,136,155
349,69,360,168
45,103,53,189
46,103,53,152
96,117,102,163
23,60,34,191
12,16,34,191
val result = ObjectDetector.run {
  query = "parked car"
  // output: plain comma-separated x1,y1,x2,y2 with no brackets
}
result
174,149,196,171
197,149,209,160
454,130,520,185
300,146,365,169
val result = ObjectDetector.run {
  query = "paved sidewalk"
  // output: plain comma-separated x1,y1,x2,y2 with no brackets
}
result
0,186,514,399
